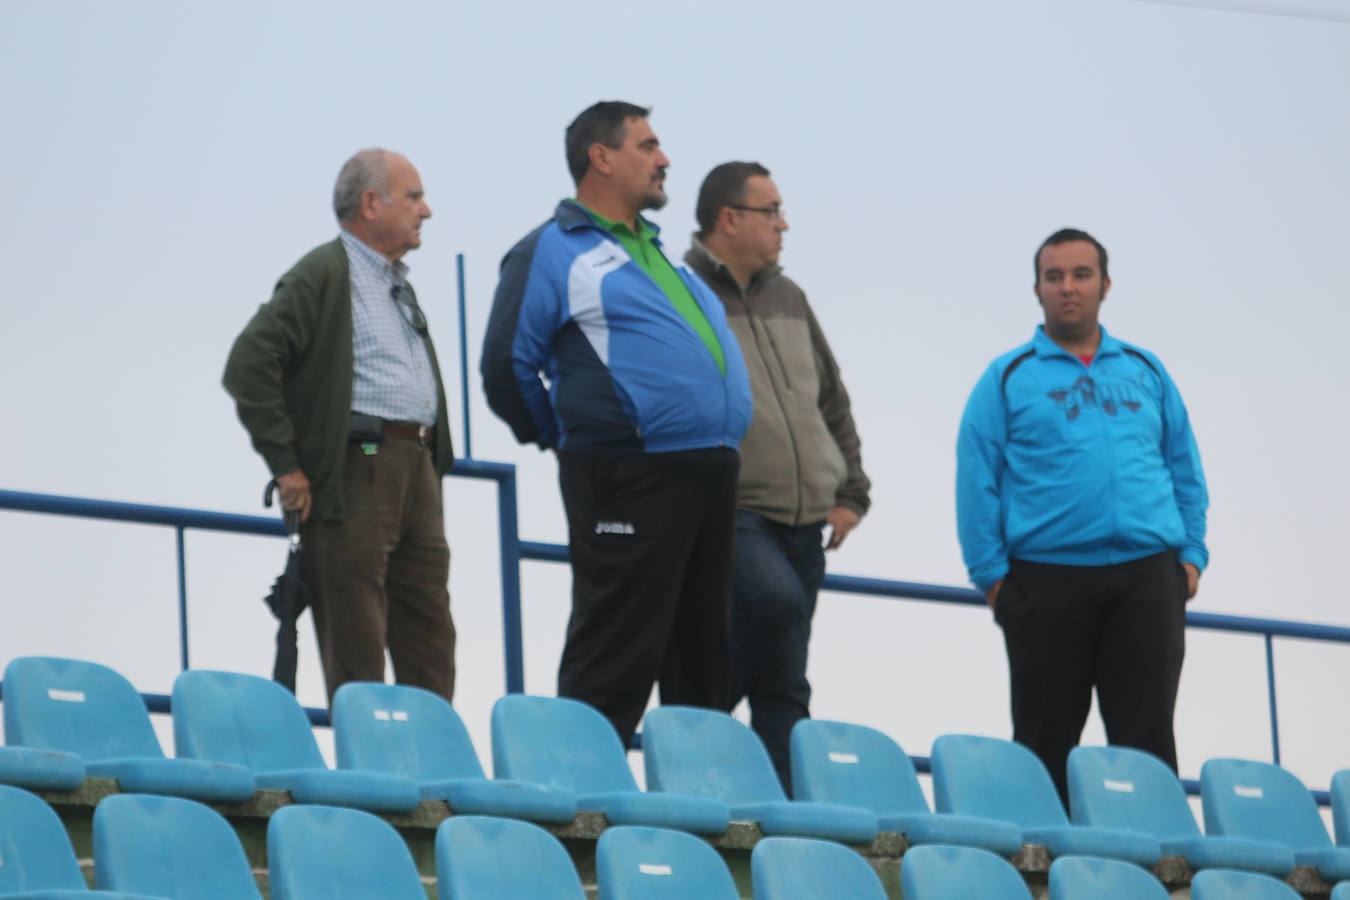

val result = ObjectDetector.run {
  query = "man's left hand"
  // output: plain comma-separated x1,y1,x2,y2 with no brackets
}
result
825,506,861,550
1183,562,1200,601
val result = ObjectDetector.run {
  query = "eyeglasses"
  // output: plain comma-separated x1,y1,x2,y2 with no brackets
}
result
391,284,428,337
730,203,786,220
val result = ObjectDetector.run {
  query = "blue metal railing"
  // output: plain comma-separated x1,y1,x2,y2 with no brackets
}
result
2,479,1348,805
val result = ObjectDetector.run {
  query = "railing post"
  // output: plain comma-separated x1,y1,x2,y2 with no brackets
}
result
175,526,190,671
497,470,525,693
1265,633,1281,765
456,252,473,460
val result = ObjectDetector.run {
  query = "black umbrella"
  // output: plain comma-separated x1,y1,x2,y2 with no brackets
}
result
263,479,311,694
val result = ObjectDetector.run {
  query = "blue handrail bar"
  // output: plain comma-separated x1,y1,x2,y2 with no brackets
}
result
520,537,1350,640
3,480,1347,804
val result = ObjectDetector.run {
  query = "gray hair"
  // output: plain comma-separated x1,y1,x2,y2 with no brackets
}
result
333,149,392,222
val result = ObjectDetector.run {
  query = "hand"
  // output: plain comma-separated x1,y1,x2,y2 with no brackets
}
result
1183,562,1200,601
276,469,312,524
985,579,1003,610
825,506,861,550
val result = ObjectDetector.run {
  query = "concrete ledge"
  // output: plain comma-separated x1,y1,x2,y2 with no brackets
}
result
36,780,1335,899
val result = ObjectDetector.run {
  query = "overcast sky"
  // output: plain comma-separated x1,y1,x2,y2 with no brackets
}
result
2,0,1347,798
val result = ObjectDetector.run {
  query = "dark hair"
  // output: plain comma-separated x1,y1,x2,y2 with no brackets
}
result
564,101,652,184
694,161,771,238
1035,228,1109,283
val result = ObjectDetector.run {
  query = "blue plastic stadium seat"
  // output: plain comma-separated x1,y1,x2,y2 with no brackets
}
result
0,745,86,792
1332,770,1350,846
1069,745,1294,875
1332,883,1350,900
491,695,729,835
898,844,1033,899
1190,868,1302,900
1202,758,1350,882
596,826,738,900
2,657,253,803
930,734,1161,866
0,783,169,899
642,707,878,845
93,793,262,899
267,804,425,899
791,720,1021,855
1048,855,1168,899
436,815,586,899
751,836,887,899
172,670,419,814
332,682,575,823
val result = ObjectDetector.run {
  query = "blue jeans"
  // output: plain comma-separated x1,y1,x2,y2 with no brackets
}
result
730,510,826,794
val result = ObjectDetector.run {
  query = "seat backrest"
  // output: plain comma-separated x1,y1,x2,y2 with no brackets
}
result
751,836,887,899
0,784,89,893
931,734,1067,829
3,656,163,760
596,825,738,900
172,670,325,771
1048,855,1168,900
332,682,484,781
1190,868,1302,900
642,706,784,805
1200,758,1330,849
490,695,637,794
267,804,425,900
93,793,262,899
790,719,928,815
898,844,1034,900
1067,745,1199,839
1330,770,1350,847
436,815,586,900
1332,881,1350,900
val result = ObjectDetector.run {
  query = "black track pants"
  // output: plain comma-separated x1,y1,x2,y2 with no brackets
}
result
557,448,739,746
996,550,1188,804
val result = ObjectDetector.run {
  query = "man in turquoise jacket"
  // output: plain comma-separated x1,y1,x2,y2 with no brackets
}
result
956,228,1209,801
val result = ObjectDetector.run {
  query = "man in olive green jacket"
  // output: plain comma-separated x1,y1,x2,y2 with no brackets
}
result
686,161,870,791
224,149,456,702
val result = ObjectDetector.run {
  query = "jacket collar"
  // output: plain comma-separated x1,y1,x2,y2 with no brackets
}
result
1032,324,1122,359
555,199,662,241
685,237,782,290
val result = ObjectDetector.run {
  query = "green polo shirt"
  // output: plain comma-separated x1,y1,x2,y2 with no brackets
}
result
577,202,725,375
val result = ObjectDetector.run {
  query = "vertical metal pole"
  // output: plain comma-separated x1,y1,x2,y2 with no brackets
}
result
497,470,525,693
175,526,190,671
456,253,473,460
1265,633,1281,765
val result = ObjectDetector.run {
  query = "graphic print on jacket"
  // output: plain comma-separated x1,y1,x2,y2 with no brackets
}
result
1048,374,1147,421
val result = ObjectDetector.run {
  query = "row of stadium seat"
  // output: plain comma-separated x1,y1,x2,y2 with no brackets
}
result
3,656,1349,892
4,780,1345,900
916,848,1350,900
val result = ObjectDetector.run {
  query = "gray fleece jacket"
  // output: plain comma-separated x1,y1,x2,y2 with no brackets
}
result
685,240,870,526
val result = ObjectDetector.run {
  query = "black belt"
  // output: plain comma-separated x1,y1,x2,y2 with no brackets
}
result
350,413,435,449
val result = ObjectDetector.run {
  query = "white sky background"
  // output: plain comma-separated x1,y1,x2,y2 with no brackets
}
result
1,0,1347,799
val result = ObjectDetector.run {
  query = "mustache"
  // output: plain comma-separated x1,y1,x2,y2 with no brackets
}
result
652,168,667,183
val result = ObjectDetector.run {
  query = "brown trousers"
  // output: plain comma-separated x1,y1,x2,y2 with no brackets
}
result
300,438,455,703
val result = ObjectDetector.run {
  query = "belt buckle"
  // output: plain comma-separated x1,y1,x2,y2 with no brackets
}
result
417,424,430,448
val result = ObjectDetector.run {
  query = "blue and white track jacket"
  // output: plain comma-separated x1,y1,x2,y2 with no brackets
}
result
482,201,752,452
956,326,1209,592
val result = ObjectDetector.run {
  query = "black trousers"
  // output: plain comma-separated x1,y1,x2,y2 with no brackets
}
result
996,550,1187,804
557,448,739,747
